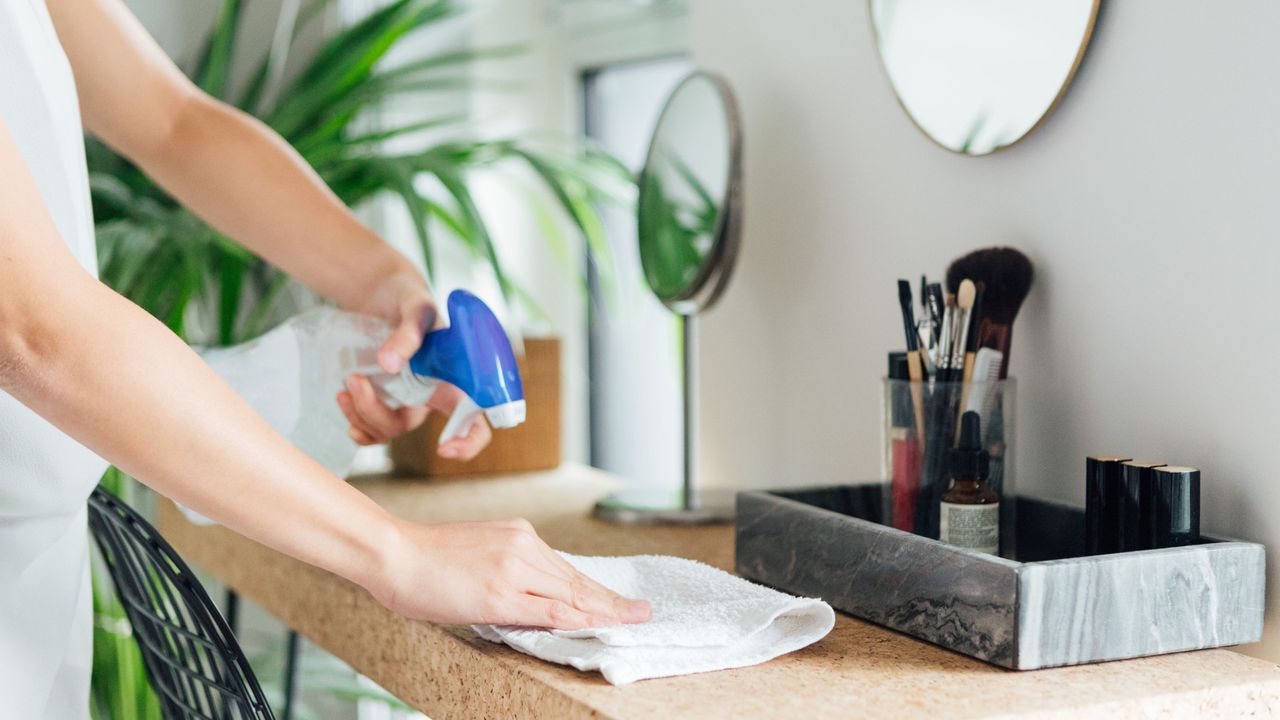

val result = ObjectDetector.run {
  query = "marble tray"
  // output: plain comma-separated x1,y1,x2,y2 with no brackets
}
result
734,485,1265,670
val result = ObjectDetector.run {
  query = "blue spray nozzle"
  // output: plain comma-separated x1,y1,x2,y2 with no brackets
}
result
408,290,525,437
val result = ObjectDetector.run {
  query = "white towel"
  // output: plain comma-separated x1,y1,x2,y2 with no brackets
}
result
473,554,835,685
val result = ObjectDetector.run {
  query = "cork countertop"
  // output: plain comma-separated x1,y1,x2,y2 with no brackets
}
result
154,464,1280,719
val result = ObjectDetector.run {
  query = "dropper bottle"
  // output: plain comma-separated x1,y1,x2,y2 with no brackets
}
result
940,411,1000,555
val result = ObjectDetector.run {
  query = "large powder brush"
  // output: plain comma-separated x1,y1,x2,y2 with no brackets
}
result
945,247,1034,378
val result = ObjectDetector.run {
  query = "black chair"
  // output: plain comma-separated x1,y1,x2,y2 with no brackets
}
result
88,486,275,719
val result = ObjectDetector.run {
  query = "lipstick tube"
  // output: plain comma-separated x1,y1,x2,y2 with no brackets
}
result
1085,455,1131,555
1151,466,1200,548
1120,460,1165,552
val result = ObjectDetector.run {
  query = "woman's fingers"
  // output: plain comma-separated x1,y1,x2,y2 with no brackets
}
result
504,595,599,630
370,519,653,628
506,568,650,629
425,383,464,414
438,414,491,460
341,373,481,450
527,540,650,621
565,571,650,624
497,523,651,625
336,391,381,445
395,404,430,431
430,384,492,460
377,297,436,373
497,518,648,622
348,426,377,445
346,374,408,441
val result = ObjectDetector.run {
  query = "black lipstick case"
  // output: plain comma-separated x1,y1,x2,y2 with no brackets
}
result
1151,466,1200,548
1085,456,1130,554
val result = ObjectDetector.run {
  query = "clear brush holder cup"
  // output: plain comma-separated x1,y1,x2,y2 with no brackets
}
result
881,378,1017,559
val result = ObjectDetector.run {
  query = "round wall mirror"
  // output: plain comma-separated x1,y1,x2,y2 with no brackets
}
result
870,0,1100,155
637,71,743,315
594,70,743,525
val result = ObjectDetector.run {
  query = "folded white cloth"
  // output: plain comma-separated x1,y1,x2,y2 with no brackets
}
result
473,554,835,685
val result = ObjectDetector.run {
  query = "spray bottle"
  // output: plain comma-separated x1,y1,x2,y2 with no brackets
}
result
200,289,525,478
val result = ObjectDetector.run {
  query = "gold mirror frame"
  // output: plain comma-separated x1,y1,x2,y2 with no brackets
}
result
869,0,1102,156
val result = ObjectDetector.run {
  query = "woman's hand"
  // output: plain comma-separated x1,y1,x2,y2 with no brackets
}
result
335,271,493,460
373,517,652,629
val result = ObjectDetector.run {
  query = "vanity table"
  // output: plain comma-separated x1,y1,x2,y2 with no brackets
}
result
155,464,1280,718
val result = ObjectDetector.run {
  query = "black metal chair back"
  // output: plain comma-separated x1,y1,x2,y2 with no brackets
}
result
88,486,274,719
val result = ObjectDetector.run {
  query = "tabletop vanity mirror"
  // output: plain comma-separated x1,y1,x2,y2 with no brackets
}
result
870,0,1100,155
593,71,743,525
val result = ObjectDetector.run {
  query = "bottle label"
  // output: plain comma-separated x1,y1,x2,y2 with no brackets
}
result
940,502,999,555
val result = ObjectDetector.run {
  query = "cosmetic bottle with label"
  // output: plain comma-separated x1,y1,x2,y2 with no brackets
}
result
940,411,999,555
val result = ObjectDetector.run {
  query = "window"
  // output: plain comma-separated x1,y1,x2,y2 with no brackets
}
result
583,57,692,491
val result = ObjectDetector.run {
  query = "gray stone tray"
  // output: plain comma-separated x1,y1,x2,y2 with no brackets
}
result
734,484,1264,670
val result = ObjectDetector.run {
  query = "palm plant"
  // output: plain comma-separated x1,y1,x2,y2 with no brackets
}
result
88,0,632,716
90,0,628,346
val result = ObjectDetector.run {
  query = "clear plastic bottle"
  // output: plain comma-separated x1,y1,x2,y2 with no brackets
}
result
200,307,438,478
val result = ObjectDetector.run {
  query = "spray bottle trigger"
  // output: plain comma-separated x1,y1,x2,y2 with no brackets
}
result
439,394,482,445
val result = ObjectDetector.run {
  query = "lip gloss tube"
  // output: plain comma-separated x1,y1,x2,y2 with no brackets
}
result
888,353,919,532
1085,455,1131,555
1150,466,1200,548
891,429,920,532
1120,460,1165,552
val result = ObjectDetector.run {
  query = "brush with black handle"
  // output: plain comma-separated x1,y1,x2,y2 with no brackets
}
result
897,280,926,445
926,282,944,370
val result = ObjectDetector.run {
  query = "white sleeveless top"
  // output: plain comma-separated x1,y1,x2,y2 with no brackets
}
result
0,2,111,717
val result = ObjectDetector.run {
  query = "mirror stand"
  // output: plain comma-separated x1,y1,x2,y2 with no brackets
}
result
593,314,735,525
593,70,741,525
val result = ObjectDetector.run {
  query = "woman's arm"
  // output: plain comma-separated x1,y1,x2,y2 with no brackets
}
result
45,0,491,456
48,0,402,315
0,118,648,629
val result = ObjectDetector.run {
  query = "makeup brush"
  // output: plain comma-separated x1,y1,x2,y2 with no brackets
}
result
918,274,934,375
919,330,937,380
960,281,984,383
926,283,944,366
897,280,927,442
956,281,984,433
936,293,958,381
920,274,928,323
948,280,976,384
946,247,1034,378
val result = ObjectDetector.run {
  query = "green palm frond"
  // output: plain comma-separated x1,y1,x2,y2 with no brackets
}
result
192,0,245,96
91,0,623,348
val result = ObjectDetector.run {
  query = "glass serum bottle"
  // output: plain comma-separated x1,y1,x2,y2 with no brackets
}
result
940,411,999,555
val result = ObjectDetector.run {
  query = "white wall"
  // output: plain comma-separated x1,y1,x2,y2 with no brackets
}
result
467,0,690,465
689,0,1280,659
585,58,691,492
